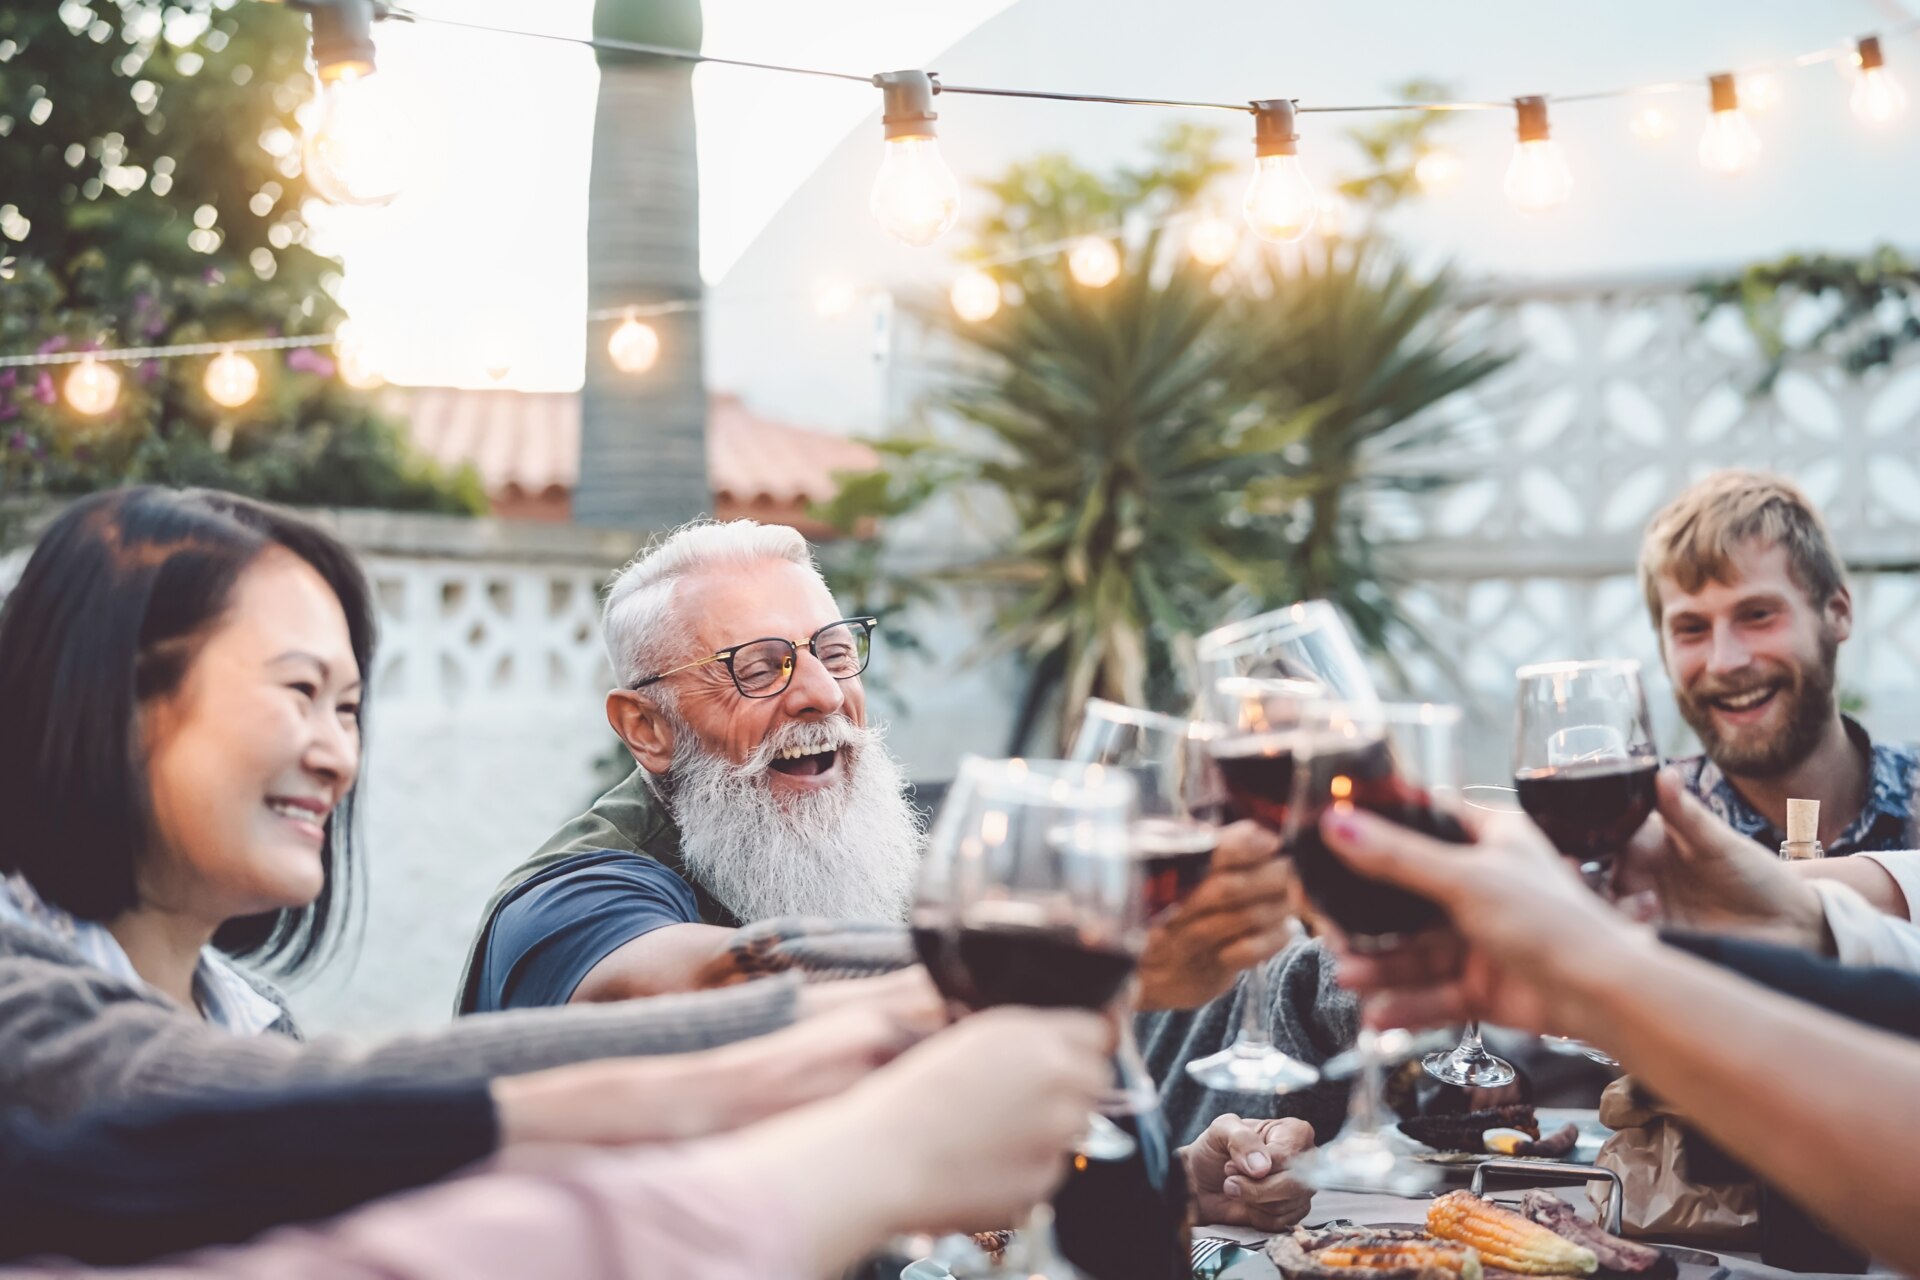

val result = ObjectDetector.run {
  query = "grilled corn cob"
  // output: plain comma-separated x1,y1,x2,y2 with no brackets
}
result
1317,1242,1484,1279
1426,1192,1597,1276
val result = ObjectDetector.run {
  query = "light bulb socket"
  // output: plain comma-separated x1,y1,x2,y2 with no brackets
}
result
1708,72,1740,114
1250,99,1300,157
297,0,382,80
875,70,939,141
1513,95,1551,143
1858,35,1886,72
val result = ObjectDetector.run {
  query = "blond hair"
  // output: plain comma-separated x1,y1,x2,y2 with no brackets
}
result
1638,470,1846,625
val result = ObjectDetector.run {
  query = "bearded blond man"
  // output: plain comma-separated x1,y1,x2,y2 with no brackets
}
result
1641,471,1919,903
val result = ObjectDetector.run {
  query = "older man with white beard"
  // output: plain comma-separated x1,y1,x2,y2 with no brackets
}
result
456,520,925,1013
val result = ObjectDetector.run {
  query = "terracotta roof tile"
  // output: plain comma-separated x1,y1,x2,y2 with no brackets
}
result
381,387,878,509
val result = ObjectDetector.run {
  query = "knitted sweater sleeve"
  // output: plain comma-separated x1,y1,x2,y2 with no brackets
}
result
0,955,800,1122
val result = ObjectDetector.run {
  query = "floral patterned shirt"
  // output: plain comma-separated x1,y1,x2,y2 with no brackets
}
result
1671,716,1920,856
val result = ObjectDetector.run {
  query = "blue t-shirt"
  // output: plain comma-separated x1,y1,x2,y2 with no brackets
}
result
469,850,702,1013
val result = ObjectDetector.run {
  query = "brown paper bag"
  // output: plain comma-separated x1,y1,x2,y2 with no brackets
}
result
1590,1075,1760,1248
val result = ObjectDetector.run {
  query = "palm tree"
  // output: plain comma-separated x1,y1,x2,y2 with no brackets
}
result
575,0,708,530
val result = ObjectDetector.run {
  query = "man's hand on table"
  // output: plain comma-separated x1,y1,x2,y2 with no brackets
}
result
1136,821,1297,1011
1612,771,1829,953
1181,1114,1315,1231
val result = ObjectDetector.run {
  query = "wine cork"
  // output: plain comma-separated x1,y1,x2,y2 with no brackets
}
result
1786,798,1818,845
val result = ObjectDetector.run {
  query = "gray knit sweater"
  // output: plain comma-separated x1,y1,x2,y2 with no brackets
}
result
1137,938,1360,1147
0,917,799,1122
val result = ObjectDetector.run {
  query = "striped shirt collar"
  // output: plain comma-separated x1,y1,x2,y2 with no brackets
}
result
0,873,283,1035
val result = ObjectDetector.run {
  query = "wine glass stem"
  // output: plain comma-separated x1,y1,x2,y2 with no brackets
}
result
1237,953,1276,1047
1347,1022,1385,1136
1457,1020,1486,1058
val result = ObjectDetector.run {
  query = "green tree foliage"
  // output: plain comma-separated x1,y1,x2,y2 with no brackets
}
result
1693,246,1920,392
819,120,1508,748
0,1,481,516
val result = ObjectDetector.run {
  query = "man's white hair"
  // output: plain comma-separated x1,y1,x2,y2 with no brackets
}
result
602,518,821,692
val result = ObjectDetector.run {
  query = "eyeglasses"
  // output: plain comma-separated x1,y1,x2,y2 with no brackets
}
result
629,617,878,699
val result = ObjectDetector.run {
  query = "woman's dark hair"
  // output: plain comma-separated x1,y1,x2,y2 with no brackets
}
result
0,486,376,976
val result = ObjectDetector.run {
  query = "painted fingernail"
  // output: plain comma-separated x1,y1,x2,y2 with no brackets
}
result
1223,1177,1244,1197
1245,1151,1271,1175
1325,809,1363,840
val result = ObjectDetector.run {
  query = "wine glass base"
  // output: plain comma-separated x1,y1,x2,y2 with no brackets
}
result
1076,1112,1138,1160
1291,1133,1442,1196
1422,1046,1518,1089
1184,1041,1321,1094
1541,1034,1619,1067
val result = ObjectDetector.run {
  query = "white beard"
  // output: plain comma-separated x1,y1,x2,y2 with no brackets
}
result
664,715,924,924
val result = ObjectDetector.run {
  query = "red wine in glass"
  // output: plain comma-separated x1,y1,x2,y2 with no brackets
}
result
1211,735,1297,832
1514,757,1658,868
910,906,980,1009
1289,734,1467,942
1131,816,1217,918
951,904,1138,1012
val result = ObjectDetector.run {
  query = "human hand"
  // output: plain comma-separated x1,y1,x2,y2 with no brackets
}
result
1180,1114,1315,1230
1136,820,1297,1011
856,1009,1116,1233
1318,804,1644,1039
1612,771,1827,951
795,966,948,1035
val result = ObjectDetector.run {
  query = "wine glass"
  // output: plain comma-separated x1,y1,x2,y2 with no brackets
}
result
1282,700,1463,1196
1513,659,1659,1068
945,757,1145,1273
1421,785,1519,1090
1194,600,1380,704
1181,676,1326,1094
908,756,1140,1278
1068,699,1224,1113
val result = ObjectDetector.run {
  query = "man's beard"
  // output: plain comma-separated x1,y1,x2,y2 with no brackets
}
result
661,714,924,924
1674,628,1839,778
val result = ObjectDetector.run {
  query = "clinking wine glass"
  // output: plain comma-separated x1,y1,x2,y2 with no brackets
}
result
908,756,1142,1278
1421,787,1520,1090
1068,699,1226,1114
1282,700,1466,1196
1194,600,1381,704
1182,676,1327,1094
1513,659,1660,1068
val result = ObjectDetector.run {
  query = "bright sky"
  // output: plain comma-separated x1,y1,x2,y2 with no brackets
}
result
317,0,1915,401
312,0,1015,391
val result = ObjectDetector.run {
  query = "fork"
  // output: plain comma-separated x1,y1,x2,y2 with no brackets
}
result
1191,1236,1241,1270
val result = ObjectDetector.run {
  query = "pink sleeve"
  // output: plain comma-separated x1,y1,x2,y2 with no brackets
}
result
77,1147,806,1280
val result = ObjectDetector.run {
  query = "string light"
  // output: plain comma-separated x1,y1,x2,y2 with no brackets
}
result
1242,100,1316,244
296,1,412,207
1067,237,1121,288
869,71,961,247
1628,104,1676,143
608,312,661,373
63,356,121,416
1504,96,1572,214
1741,71,1784,113
1851,36,1908,125
1185,213,1239,266
1699,73,1761,175
204,346,261,408
813,278,858,319
949,269,1001,322
333,322,383,388
1412,147,1464,193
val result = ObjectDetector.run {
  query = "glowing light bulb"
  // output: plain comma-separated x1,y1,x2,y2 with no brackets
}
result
1067,237,1121,288
1242,100,1316,244
1699,74,1761,175
869,72,960,247
333,322,382,389
949,269,1001,322
204,347,260,408
1741,71,1783,113
813,279,857,319
608,314,660,373
63,356,121,416
1504,96,1572,214
1851,37,1908,125
302,69,415,207
1413,147,1463,193
1628,104,1676,143
1185,213,1238,267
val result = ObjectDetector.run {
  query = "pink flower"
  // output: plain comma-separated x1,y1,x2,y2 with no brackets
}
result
36,335,69,355
287,346,336,378
32,372,56,405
